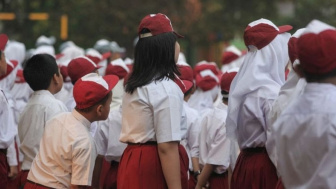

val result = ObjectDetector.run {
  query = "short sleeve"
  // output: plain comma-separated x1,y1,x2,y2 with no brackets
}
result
149,80,183,143
71,137,96,186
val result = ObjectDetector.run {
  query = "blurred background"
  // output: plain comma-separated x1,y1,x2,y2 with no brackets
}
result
1,0,336,66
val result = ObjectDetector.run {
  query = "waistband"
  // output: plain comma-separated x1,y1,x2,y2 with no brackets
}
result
0,148,7,155
27,180,55,189
127,141,158,145
242,147,266,153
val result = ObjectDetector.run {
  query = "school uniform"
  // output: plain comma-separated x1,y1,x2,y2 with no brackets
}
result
0,89,17,187
18,90,68,185
198,103,230,189
226,19,292,189
274,83,336,188
118,78,188,189
95,107,127,189
180,101,200,189
25,110,97,189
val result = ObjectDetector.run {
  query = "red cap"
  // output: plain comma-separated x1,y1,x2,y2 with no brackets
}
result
0,34,8,51
105,58,129,79
288,28,306,67
59,65,71,82
221,45,242,65
15,69,25,83
74,73,119,109
297,20,336,74
220,70,238,92
193,61,219,76
244,18,292,50
174,78,193,94
68,56,101,83
195,69,219,91
178,65,193,82
0,60,18,80
138,13,183,38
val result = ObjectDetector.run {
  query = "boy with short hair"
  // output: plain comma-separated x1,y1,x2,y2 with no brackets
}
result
18,54,68,186
25,73,119,189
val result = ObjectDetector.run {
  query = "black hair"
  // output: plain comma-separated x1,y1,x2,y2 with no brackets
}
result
303,68,336,83
23,54,60,91
125,30,180,94
76,91,112,113
221,90,229,102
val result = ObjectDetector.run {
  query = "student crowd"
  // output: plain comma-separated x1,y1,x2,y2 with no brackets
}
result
1,13,335,189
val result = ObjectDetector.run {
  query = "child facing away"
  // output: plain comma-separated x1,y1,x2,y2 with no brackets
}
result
18,54,68,187
25,73,119,188
274,20,336,189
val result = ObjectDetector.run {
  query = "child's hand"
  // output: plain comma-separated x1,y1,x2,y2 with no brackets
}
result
8,165,18,179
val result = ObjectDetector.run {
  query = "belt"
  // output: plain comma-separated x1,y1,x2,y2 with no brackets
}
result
128,141,158,145
27,180,55,189
0,148,7,155
242,147,266,153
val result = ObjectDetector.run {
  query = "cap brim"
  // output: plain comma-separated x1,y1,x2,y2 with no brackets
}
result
0,34,9,51
103,75,119,91
174,32,184,38
278,25,293,34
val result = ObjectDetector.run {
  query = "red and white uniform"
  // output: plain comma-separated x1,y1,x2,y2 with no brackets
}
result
27,110,97,188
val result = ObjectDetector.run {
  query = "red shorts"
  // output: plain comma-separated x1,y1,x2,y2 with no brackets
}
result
0,150,9,188
117,143,189,189
231,147,278,189
24,180,53,189
208,172,229,189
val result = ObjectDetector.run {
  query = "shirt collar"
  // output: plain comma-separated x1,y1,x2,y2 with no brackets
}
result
72,109,92,130
33,90,54,98
305,83,336,93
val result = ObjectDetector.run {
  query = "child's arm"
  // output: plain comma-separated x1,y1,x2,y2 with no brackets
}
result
91,155,104,188
158,141,182,189
196,164,214,189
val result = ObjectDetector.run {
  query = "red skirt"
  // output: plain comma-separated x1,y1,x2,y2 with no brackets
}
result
208,172,229,189
0,150,9,188
102,161,119,189
231,147,278,189
275,178,285,189
117,143,189,189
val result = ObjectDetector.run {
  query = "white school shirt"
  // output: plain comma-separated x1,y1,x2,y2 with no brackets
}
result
28,110,97,188
0,89,17,149
274,83,336,189
95,107,127,162
181,101,200,170
199,103,230,174
18,90,68,170
120,78,185,143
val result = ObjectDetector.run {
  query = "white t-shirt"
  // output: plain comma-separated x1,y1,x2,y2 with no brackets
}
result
181,101,200,170
95,107,127,162
28,110,97,188
18,90,68,170
274,83,336,188
0,89,17,149
199,103,230,174
120,78,185,143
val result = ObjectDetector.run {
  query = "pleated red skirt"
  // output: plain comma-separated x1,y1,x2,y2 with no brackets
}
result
117,143,189,189
24,181,53,189
208,172,229,189
231,147,278,189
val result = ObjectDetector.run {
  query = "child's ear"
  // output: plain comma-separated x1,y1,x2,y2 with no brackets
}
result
53,74,59,84
96,104,103,116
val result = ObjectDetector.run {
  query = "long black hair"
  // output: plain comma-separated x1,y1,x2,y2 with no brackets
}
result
125,30,180,94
